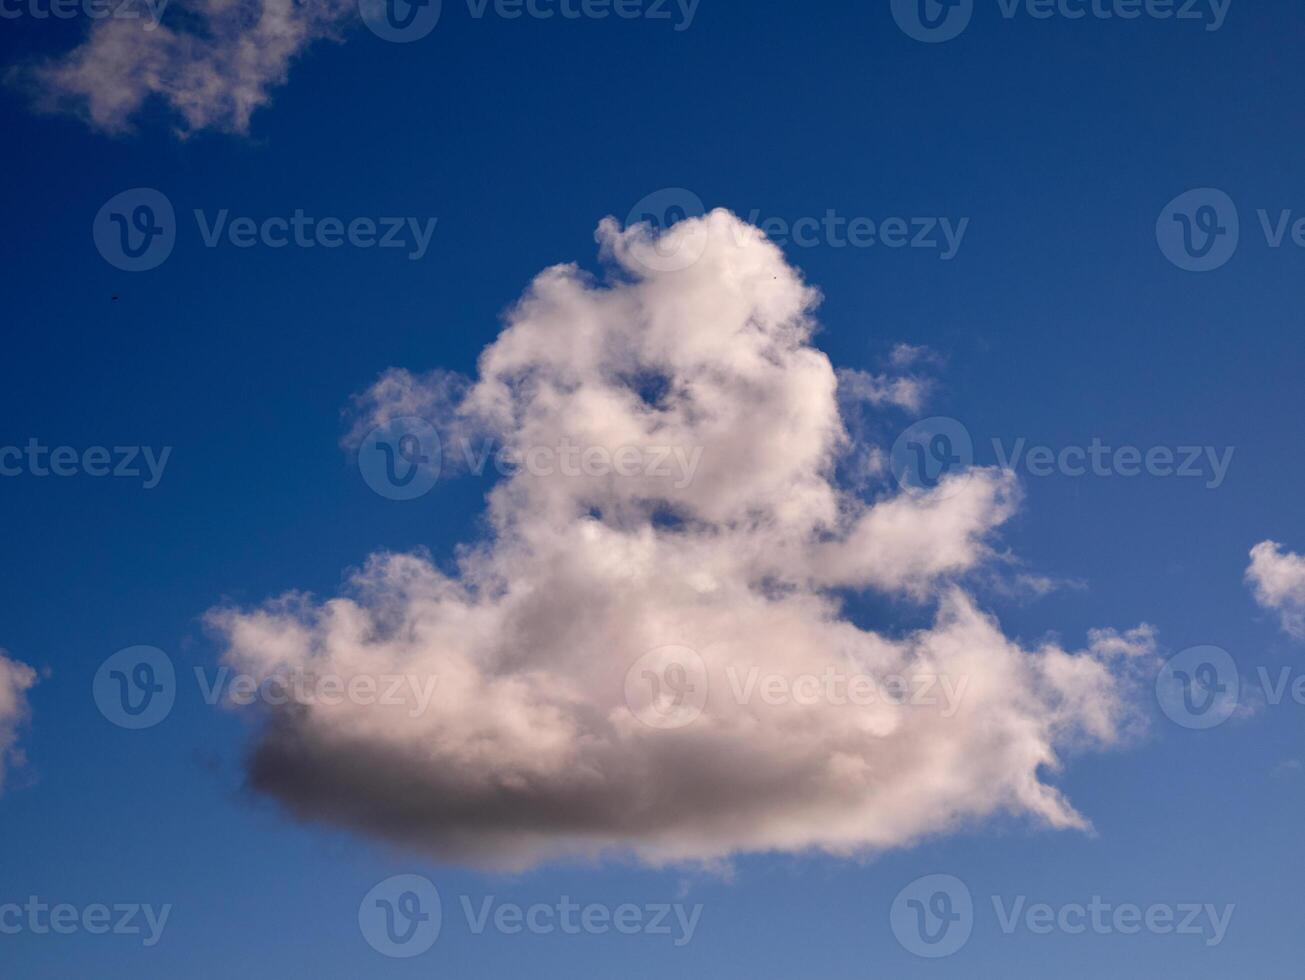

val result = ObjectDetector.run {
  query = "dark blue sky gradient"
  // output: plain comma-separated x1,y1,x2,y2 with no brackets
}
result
1,1,1303,976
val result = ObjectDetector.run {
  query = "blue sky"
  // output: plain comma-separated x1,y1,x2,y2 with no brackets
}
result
3,1,1305,977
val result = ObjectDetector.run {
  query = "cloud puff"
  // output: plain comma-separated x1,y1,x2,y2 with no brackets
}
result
888,342,942,371
208,209,1156,870
13,0,352,135
0,653,37,793
837,368,931,413
1247,541,1305,639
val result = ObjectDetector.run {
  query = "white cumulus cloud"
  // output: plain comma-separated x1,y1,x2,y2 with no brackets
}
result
1247,540,1305,639
207,209,1156,870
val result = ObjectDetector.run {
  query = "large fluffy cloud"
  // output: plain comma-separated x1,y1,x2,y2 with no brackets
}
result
13,0,353,135
208,209,1156,870
0,653,37,793
1246,541,1305,639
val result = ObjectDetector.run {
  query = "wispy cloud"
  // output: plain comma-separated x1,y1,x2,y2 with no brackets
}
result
837,368,931,414
888,342,943,371
0,652,37,793
12,0,354,135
